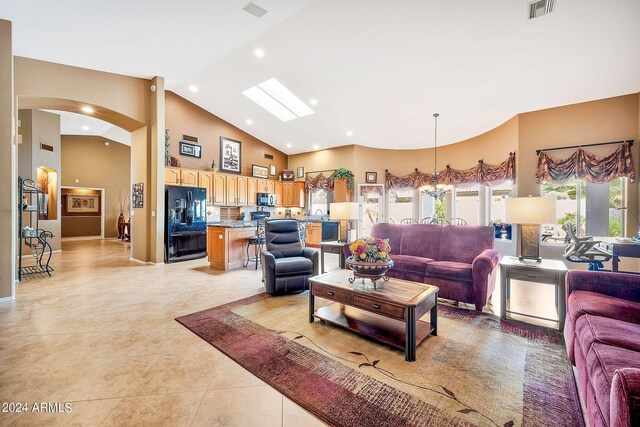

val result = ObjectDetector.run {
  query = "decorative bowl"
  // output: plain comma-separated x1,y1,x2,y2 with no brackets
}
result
345,256,394,288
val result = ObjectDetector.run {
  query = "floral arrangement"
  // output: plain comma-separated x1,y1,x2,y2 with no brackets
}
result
348,237,391,262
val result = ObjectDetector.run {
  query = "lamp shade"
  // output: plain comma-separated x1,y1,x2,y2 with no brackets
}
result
505,196,557,224
330,202,359,220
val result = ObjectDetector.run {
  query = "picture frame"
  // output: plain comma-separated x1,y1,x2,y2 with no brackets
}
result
365,171,378,183
296,167,305,179
132,183,144,209
269,165,276,176
66,194,99,213
280,169,295,181
179,141,202,158
252,164,269,179
220,137,242,174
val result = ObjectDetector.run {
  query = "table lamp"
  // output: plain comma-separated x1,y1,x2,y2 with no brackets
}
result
330,202,359,242
505,196,557,262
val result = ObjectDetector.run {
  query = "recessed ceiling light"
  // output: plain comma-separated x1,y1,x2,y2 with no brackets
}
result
346,130,353,137
312,144,319,150
286,143,292,148
104,141,110,146
81,106,94,113
242,86,297,122
189,85,198,93
246,119,253,125
254,48,265,58
310,98,318,106
82,125,90,130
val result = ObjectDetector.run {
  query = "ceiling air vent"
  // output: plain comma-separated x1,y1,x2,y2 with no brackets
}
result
528,0,555,19
243,2,268,18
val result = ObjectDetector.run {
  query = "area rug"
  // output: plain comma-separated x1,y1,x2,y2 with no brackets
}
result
176,292,583,427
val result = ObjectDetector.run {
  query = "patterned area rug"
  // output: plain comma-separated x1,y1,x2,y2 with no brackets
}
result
176,292,583,427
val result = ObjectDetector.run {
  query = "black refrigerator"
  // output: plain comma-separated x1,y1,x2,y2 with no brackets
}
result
165,185,207,263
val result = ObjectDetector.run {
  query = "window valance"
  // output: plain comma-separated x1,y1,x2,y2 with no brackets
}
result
535,141,635,184
359,185,384,196
385,152,516,190
305,172,335,193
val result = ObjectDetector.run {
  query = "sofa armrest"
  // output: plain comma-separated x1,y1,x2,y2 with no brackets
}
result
302,248,320,276
566,270,640,303
472,249,500,274
471,249,500,311
611,368,640,427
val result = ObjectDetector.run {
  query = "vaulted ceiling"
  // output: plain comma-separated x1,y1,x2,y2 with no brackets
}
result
2,0,639,154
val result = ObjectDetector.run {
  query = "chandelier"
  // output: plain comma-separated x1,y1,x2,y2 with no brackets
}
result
421,113,452,198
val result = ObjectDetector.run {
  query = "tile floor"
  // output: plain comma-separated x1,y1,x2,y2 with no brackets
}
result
0,239,562,426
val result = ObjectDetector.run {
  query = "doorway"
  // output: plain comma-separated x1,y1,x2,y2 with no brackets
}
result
358,184,385,237
60,187,105,240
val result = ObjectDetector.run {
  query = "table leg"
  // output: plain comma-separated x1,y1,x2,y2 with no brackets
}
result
430,296,438,336
405,306,416,362
309,290,315,323
321,246,325,274
558,273,566,332
500,266,508,320
339,251,345,269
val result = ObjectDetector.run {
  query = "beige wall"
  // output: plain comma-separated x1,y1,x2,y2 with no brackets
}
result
14,56,165,264
0,19,15,299
165,91,287,177
61,135,131,238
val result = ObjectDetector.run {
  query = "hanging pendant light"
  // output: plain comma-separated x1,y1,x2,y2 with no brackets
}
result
421,113,452,198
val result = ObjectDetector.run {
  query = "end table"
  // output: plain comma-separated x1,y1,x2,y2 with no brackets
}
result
499,256,568,331
320,241,348,273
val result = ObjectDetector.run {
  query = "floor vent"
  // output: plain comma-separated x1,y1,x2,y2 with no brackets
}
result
528,0,555,19
243,2,268,18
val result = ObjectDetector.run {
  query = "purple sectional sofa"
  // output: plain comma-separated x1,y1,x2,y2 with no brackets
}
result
356,223,500,311
565,270,640,427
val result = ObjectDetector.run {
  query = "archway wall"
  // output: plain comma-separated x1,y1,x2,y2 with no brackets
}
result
11,55,165,279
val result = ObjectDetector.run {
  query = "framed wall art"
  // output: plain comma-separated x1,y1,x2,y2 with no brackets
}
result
252,164,269,179
365,171,378,183
297,167,305,178
66,194,99,213
132,183,144,209
179,141,202,158
269,165,276,176
220,137,241,174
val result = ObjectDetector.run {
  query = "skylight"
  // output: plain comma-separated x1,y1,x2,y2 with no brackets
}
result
242,78,315,122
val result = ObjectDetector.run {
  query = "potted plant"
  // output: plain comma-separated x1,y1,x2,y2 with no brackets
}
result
333,168,354,189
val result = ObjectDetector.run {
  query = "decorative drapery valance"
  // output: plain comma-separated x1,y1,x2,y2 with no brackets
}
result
385,152,516,190
535,141,635,184
305,172,335,193
359,185,384,196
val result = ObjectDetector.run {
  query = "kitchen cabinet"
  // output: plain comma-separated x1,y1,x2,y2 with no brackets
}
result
257,180,268,193
198,171,214,205
180,169,199,187
164,167,181,185
267,180,276,194
237,176,248,206
226,175,238,205
247,178,258,207
306,223,322,247
274,182,283,207
213,174,226,205
293,182,305,208
333,178,352,203
207,225,257,270
282,183,294,206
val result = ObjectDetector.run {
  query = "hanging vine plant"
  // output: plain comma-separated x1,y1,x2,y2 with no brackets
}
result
333,168,354,189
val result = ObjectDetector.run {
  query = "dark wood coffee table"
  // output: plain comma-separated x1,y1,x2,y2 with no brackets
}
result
309,270,438,362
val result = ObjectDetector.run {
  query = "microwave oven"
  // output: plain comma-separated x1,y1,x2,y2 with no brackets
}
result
257,192,277,207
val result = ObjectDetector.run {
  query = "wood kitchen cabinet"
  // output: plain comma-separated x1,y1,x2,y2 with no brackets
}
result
164,167,181,185
237,176,248,206
198,172,215,205
282,183,294,206
305,223,322,247
213,174,226,205
294,182,305,208
274,182,283,207
333,178,352,202
247,178,258,207
267,180,276,194
257,180,268,193
207,225,257,270
226,175,238,205
180,169,199,187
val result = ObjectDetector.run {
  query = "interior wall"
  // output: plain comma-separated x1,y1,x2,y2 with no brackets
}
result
60,135,131,238
60,188,101,237
287,145,356,182
165,91,287,177
0,19,15,299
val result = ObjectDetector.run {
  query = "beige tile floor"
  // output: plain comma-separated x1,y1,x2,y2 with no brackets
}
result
0,239,562,426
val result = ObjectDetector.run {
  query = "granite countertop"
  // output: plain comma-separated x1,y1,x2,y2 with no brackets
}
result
207,221,256,229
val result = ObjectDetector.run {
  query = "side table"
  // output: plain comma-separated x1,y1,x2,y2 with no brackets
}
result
320,241,348,273
499,256,568,331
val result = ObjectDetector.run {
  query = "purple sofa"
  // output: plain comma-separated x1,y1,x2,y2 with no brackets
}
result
354,223,500,311
565,271,640,427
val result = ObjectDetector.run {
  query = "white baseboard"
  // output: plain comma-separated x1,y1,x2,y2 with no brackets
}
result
129,257,162,265
20,249,61,259
0,295,15,304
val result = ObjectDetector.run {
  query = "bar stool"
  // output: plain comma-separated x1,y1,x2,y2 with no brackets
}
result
298,220,309,248
245,220,266,269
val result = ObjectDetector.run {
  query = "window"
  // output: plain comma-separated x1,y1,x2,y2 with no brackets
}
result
489,181,513,224
388,188,415,223
454,185,480,225
309,190,331,215
540,178,625,240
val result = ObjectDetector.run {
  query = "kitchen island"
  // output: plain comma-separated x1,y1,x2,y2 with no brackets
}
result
207,223,257,270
